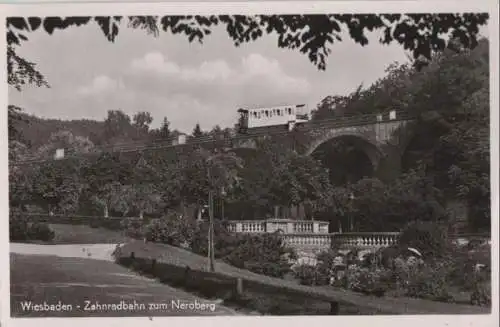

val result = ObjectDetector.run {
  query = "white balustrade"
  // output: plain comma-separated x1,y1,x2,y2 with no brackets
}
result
332,232,399,249
282,234,332,250
225,220,402,251
293,221,314,233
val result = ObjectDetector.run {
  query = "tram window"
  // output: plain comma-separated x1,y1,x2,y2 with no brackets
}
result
265,110,269,117
288,108,292,115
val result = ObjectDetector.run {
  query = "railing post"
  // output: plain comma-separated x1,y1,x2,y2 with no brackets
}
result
236,278,244,297
329,302,340,315
151,258,156,272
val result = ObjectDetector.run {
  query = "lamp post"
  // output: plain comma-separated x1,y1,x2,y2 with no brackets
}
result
208,187,215,272
206,162,215,273
205,149,240,272
349,193,355,232
221,186,226,221
206,151,225,273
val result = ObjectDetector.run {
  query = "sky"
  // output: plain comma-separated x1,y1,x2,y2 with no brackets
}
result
6,17,470,134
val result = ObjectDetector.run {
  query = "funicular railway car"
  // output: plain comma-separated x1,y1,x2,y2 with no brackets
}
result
237,104,310,134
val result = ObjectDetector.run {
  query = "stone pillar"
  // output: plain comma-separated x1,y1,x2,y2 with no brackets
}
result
265,220,273,233
313,221,319,234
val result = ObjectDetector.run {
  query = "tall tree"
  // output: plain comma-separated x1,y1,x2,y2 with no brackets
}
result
103,110,134,144
160,116,171,139
29,159,87,214
192,123,204,138
133,111,153,131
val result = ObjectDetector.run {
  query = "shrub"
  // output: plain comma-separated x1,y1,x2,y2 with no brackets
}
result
89,220,101,228
294,264,325,286
398,221,450,258
27,222,55,242
120,217,145,239
144,214,197,246
9,213,29,241
224,232,296,278
346,265,392,296
378,245,405,269
190,221,242,258
404,261,454,302
470,282,491,307
315,249,345,284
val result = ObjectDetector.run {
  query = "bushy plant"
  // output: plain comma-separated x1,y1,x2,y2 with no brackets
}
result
9,212,29,241
225,232,297,278
120,217,145,239
27,222,55,242
315,249,345,284
89,219,101,228
345,265,392,296
404,261,454,302
144,214,197,246
190,220,239,258
470,282,491,307
294,264,328,286
398,221,450,258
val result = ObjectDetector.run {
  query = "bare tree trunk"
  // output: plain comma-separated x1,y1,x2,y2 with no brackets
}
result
104,204,109,218
139,210,144,220
274,206,279,218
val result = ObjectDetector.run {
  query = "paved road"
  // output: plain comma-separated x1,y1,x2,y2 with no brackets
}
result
10,244,240,317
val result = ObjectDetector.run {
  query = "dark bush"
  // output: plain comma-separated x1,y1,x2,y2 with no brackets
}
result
120,217,144,239
315,249,345,284
27,222,55,242
404,261,454,302
294,264,324,286
9,214,29,241
144,213,197,246
470,282,491,307
398,221,450,258
89,220,101,228
190,221,242,258
346,266,392,296
224,232,296,278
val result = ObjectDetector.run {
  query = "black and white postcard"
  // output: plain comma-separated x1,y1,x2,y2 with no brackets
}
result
1,1,498,327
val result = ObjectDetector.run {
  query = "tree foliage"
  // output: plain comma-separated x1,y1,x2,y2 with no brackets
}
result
7,14,489,75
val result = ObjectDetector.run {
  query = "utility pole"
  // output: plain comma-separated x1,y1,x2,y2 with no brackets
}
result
208,189,215,272
221,186,226,221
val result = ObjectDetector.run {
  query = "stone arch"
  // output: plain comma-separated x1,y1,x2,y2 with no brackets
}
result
305,130,384,171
